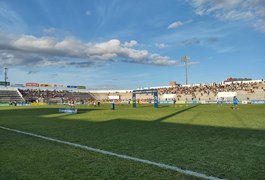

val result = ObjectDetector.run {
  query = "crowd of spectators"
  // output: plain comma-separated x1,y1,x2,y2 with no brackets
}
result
19,89,94,103
18,80,265,103
157,80,265,99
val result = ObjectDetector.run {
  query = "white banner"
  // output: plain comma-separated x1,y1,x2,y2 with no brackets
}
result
108,96,120,100
217,92,237,98
161,94,176,100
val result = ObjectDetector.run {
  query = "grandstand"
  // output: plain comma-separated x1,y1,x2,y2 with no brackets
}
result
156,80,265,102
89,80,265,103
18,89,95,104
0,87,24,104
0,79,264,105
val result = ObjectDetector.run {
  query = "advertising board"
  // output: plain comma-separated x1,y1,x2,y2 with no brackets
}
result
26,83,39,87
251,100,265,104
67,85,77,88
59,108,78,114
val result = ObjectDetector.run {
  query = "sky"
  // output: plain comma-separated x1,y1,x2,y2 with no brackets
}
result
0,0,264,89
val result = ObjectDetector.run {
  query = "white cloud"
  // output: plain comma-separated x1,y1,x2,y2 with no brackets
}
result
215,10,253,21
168,21,184,29
13,35,57,49
0,33,177,67
167,19,192,30
192,0,242,16
123,40,138,47
120,48,148,60
155,43,168,48
191,0,265,33
85,10,91,16
148,54,176,65
0,51,68,67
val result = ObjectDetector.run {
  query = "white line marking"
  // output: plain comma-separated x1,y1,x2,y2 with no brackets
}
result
0,126,224,180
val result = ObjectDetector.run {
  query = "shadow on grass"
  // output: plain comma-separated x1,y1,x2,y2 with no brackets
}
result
158,105,172,108
133,104,172,109
0,107,102,117
154,105,200,122
0,106,264,179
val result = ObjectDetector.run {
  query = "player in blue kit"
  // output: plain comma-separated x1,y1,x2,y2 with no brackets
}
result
232,96,239,109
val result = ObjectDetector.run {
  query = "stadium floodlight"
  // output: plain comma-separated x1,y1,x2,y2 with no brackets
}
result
181,56,190,85
4,67,8,87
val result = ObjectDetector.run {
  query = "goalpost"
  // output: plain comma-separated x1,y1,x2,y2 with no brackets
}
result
216,92,237,103
132,89,158,108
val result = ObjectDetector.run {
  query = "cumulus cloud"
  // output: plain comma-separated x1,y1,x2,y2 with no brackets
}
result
148,54,175,65
0,33,177,68
0,51,68,67
123,40,138,47
191,0,265,33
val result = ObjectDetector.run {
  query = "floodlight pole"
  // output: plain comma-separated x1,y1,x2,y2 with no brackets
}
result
184,60,188,85
4,67,8,87
181,56,189,85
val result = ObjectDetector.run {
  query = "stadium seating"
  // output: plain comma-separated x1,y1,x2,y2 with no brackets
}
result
88,80,265,103
18,89,95,103
4,80,263,104
0,89,24,103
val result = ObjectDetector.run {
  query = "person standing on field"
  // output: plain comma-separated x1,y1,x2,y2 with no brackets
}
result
232,96,239,109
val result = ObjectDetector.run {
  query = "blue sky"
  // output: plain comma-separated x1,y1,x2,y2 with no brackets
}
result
0,0,264,89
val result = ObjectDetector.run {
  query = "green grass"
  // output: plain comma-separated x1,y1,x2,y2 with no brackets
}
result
0,104,265,179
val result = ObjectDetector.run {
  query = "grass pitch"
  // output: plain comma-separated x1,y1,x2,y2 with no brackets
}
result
0,104,265,179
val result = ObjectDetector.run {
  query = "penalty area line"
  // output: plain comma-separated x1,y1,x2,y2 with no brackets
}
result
0,125,224,180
